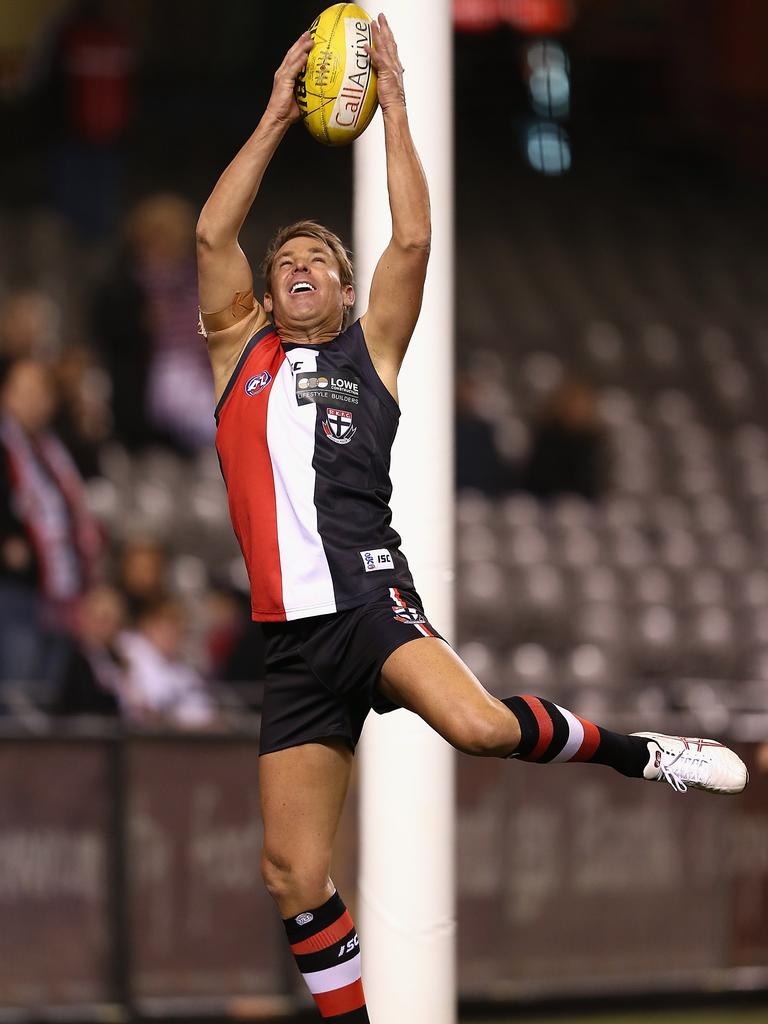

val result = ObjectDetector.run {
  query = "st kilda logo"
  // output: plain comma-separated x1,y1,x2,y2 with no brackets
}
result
323,407,357,445
391,602,427,626
390,587,427,625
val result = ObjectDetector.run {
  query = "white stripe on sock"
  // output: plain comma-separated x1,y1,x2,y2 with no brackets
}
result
303,951,362,994
551,704,585,762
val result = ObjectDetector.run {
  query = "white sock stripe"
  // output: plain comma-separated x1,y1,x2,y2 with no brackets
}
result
302,951,362,994
551,704,585,762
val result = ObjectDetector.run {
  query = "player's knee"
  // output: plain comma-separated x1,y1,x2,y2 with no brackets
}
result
260,847,330,909
450,702,517,757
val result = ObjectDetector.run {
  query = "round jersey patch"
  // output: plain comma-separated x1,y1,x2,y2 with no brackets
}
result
245,371,272,397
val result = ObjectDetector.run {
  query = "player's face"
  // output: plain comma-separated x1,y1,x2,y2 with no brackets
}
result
264,236,354,334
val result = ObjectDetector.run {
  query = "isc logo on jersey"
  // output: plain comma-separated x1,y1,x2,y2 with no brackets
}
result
245,371,272,397
360,548,393,572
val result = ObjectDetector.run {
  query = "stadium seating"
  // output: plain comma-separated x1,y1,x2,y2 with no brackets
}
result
454,178,768,732
3,174,767,737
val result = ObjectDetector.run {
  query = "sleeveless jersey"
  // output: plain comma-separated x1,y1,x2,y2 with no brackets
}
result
215,319,415,621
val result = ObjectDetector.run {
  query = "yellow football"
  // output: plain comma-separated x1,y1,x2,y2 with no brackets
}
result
295,4,379,147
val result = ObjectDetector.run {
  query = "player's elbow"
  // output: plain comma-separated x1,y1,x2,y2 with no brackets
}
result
195,217,215,250
395,229,432,255
195,213,231,252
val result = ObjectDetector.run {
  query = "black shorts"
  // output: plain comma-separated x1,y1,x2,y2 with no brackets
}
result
259,586,444,756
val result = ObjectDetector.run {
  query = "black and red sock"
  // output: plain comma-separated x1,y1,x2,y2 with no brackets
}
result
503,694,649,777
283,891,368,1021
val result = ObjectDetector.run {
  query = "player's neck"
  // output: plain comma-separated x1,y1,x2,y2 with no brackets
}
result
276,318,344,346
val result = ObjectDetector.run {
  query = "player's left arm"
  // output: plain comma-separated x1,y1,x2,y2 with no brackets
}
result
360,14,431,395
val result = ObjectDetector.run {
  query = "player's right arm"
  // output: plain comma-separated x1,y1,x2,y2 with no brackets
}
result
196,32,313,387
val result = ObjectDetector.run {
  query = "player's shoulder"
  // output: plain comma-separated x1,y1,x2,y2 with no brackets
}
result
199,289,268,341
200,290,273,402
328,316,368,352
329,317,375,368
342,317,400,412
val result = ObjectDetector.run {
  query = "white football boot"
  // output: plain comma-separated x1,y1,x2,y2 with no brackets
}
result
632,732,749,795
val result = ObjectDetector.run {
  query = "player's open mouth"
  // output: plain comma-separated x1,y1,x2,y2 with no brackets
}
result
290,281,316,294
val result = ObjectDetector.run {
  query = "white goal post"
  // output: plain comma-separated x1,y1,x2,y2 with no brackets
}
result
354,1,456,1021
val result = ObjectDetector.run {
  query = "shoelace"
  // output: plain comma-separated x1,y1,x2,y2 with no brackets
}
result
658,747,713,793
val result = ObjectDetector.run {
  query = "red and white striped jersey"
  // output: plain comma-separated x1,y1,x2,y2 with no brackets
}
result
214,316,414,622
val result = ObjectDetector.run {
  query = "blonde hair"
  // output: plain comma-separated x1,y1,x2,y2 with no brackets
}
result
261,220,354,328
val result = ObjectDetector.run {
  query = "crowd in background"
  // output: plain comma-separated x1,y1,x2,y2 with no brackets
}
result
0,183,603,726
0,190,270,724
0,0,613,727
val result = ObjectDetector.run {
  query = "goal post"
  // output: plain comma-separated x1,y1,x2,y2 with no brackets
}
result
353,1,456,1021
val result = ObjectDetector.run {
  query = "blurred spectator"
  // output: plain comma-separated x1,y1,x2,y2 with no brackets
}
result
92,193,215,453
205,586,247,677
55,583,125,717
0,0,72,100
455,368,513,494
118,596,216,728
0,288,62,360
0,357,102,692
116,535,168,623
523,376,606,501
205,585,266,692
53,343,111,477
42,0,136,238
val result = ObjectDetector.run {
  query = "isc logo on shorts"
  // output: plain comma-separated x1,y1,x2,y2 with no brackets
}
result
360,548,393,572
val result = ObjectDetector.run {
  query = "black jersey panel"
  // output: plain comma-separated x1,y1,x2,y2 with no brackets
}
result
354,319,402,419
308,323,414,608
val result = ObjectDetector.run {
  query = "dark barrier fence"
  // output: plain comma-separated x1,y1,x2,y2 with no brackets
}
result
0,739,114,1009
456,744,768,998
0,732,766,1019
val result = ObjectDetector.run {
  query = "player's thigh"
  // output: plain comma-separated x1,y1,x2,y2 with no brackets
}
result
378,638,518,754
259,737,354,872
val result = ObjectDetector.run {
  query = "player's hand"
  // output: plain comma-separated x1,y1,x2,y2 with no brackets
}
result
366,14,405,114
265,31,314,126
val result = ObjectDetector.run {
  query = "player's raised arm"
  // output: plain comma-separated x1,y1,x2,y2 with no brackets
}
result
196,32,314,316
360,14,431,391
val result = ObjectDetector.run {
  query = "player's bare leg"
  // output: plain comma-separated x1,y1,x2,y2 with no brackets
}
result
379,638,522,755
379,638,748,794
260,740,369,1020
260,739,351,915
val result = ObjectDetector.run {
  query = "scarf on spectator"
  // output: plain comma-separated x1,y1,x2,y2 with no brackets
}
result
0,415,101,600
